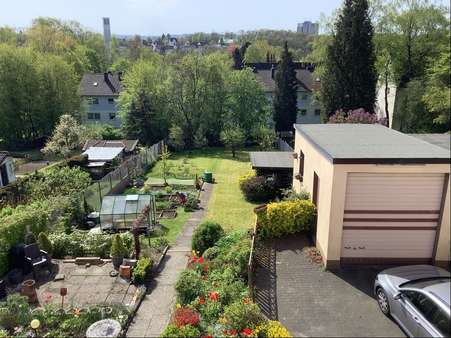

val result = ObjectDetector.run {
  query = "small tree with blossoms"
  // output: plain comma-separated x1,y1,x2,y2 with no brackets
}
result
328,108,387,126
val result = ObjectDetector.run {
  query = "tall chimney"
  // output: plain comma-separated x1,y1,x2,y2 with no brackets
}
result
103,17,112,62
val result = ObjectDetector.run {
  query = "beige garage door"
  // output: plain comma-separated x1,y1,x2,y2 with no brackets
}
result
341,173,445,265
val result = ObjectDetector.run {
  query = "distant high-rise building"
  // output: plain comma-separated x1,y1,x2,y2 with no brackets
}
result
297,21,319,35
103,17,112,60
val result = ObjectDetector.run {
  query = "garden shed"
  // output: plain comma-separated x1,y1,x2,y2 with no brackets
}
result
100,194,157,232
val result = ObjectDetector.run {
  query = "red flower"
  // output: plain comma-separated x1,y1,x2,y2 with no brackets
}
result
203,336,213,338
208,291,219,301
174,307,200,328
192,256,198,263
203,264,209,271
199,256,204,264
230,329,238,336
241,328,253,336
198,297,205,305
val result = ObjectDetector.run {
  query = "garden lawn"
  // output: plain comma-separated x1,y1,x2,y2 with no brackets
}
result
146,148,258,231
157,207,191,244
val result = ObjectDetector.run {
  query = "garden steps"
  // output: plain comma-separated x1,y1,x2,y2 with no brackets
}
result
126,183,213,338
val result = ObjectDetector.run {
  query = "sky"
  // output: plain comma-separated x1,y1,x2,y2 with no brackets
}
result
0,0,344,36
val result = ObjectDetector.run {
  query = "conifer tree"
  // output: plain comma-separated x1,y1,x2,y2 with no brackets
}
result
321,0,377,118
273,42,298,132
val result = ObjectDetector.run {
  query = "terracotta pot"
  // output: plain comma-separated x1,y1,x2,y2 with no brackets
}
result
119,265,131,279
21,279,38,303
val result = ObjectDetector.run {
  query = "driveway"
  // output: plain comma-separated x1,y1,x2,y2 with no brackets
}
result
254,235,405,337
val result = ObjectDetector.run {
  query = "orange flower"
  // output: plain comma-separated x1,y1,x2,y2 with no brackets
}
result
203,264,209,271
243,297,250,304
208,291,219,301
241,328,253,336
73,308,81,317
198,297,205,305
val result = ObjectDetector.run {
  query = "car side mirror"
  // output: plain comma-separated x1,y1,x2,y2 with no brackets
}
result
394,292,402,300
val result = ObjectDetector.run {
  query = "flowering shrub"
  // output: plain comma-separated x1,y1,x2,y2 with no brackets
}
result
161,324,201,338
221,300,264,333
174,307,200,328
175,269,204,305
238,171,256,186
255,320,292,338
328,108,387,125
256,200,316,238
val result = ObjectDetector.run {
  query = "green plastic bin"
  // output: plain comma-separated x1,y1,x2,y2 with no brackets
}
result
203,171,213,183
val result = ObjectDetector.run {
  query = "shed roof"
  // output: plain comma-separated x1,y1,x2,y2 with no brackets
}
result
83,147,124,161
294,124,450,164
409,134,450,150
249,152,293,169
82,139,138,152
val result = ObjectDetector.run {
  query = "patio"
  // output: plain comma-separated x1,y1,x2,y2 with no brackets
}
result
35,260,141,309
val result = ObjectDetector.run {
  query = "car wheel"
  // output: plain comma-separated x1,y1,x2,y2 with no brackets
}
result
376,288,390,316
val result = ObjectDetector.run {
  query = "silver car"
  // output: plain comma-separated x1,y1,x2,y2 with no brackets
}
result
374,265,450,337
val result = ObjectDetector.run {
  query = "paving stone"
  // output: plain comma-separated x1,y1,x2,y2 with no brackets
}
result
126,183,213,337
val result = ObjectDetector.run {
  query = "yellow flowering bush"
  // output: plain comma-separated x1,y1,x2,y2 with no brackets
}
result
256,200,316,238
255,320,292,338
238,171,256,186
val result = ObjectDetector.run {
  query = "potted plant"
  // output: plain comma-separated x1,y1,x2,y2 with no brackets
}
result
110,235,127,270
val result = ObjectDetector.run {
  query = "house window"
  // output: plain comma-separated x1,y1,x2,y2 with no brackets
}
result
302,94,308,100
92,98,99,104
108,98,115,104
109,113,116,120
298,150,304,182
87,113,101,120
314,109,321,116
298,109,307,117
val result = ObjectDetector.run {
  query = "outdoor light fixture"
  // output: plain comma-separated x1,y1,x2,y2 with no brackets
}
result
292,152,298,159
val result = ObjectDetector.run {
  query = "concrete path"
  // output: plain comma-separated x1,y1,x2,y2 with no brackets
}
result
126,183,213,337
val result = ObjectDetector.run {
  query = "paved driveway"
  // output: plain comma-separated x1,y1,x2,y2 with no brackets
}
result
254,235,405,337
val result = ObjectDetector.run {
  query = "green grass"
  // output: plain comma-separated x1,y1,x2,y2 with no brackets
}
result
156,207,190,244
146,147,258,232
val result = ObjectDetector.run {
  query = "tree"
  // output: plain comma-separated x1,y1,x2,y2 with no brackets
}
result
232,42,251,69
220,127,245,158
160,145,171,186
226,68,270,138
252,125,276,150
422,48,450,127
244,39,280,63
42,114,84,158
273,42,299,132
321,0,377,117
119,59,170,145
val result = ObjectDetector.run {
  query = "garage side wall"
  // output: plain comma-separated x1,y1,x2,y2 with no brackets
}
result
292,130,335,260
435,175,450,267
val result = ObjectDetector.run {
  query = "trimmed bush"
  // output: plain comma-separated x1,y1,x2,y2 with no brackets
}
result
239,176,277,202
132,257,153,284
110,234,128,258
222,300,265,332
192,222,225,255
256,200,316,238
38,232,53,256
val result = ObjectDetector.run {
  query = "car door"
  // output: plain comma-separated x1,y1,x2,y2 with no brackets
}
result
401,290,443,337
396,291,425,337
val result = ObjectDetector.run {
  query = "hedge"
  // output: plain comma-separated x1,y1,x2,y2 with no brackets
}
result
256,200,316,238
0,196,76,276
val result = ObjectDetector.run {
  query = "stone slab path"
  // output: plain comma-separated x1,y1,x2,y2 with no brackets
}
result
126,183,213,337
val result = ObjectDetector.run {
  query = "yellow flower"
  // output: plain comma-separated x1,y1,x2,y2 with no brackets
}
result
176,303,181,309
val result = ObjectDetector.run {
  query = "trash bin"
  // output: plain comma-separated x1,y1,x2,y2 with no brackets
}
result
203,171,213,183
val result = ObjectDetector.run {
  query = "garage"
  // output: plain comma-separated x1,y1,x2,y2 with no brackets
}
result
341,173,446,265
292,124,450,269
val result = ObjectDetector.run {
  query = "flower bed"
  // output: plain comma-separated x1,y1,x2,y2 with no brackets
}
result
0,294,130,337
162,230,291,337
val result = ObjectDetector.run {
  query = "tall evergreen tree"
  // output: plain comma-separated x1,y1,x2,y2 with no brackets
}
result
321,0,377,118
273,42,298,132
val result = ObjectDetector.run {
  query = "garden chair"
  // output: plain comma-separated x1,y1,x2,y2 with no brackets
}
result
24,243,52,280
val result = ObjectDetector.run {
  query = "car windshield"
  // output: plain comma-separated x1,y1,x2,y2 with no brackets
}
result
400,277,450,289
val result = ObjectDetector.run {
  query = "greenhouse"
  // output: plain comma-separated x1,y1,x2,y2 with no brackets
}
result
99,194,157,232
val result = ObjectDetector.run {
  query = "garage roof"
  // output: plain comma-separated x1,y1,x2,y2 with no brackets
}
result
409,134,450,150
294,124,450,164
249,152,294,169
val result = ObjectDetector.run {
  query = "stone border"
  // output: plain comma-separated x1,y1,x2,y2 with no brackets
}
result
153,245,170,273
121,285,147,336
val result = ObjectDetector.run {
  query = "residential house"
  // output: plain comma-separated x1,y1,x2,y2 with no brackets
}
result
248,63,322,125
79,72,123,128
292,124,450,269
0,152,16,188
